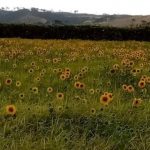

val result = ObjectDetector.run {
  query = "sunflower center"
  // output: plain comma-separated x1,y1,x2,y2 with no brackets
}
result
103,97,108,102
9,107,14,112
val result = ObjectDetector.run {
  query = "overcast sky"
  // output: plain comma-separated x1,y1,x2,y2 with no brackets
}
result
0,0,150,15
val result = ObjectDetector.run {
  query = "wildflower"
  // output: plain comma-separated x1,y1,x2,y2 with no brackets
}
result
140,63,144,68
83,66,88,71
60,74,66,81
32,87,38,94
131,69,136,75
4,58,9,63
81,68,86,73
100,94,110,106
90,108,96,114
89,89,95,94
35,77,41,82
53,58,58,64
132,98,142,107
6,105,16,116
5,78,12,86
113,64,119,70
74,75,79,80
57,106,63,112
64,71,71,76
136,69,141,73
78,72,84,78
127,85,134,93
65,68,71,73
31,61,36,67
65,74,70,79
129,61,134,67
110,69,116,74
16,81,21,87
79,82,85,89
19,93,25,99
106,81,111,86
138,80,146,88
28,68,34,74
41,69,46,74
82,98,87,104
122,84,128,91
12,64,17,69
146,77,150,84
45,59,50,63
29,51,33,55
81,67,88,73
47,87,53,93
58,68,63,73
74,81,81,89
104,92,109,95
40,72,44,77
108,93,113,102
141,75,147,81
56,93,64,100
53,69,58,74
95,88,101,93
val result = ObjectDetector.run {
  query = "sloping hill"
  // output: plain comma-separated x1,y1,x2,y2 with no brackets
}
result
0,8,150,27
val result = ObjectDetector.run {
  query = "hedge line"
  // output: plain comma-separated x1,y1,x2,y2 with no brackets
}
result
0,24,150,41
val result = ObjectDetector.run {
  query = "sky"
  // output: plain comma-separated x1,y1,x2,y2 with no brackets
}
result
0,0,150,15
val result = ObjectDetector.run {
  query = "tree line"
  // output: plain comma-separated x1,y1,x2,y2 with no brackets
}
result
0,24,150,41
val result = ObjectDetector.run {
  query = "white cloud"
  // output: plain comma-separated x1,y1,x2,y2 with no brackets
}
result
0,0,150,15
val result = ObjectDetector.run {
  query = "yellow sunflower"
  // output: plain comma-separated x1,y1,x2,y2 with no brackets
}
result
100,94,110,106
6,105,16,116
56,93,64,100
132,98,142,108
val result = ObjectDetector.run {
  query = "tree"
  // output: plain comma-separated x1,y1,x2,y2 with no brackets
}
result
74,10,78,14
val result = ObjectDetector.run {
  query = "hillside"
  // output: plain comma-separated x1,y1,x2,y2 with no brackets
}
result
0,8,150,27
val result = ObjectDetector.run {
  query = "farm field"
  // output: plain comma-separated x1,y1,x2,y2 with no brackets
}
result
0,38,150,150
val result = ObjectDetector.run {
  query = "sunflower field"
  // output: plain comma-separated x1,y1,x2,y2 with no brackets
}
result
0,38,150,150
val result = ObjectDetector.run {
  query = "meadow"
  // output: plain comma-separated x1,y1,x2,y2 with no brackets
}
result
0,38,150,150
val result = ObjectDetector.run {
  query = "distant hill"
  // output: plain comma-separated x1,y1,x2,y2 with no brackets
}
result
0,8,150,27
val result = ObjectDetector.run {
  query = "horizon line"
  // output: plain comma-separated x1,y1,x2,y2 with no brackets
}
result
0,7,149,16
